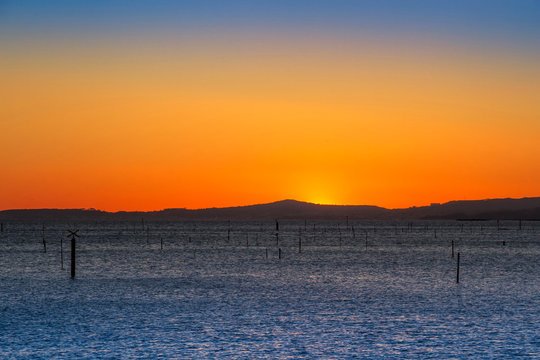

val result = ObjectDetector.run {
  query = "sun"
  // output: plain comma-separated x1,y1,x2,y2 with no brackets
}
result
307,194,336,205
303,181,341,205
289,172,349,205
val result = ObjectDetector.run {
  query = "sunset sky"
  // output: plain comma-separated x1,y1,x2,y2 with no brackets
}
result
1,1,539,211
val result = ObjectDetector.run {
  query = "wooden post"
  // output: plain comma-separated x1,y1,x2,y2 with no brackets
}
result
451,240,454,258
276,232,279,247
265,248,268,259
60,238,64,270
146,227,149,244
42,225,46,253
160,237,163,250
456,252,460,283
246,233,249,248
227,229,230,243
278,248,281,259
71,236,76,279
434,229,437,239
365,232,368,250
276,220,279,232
0,223,3,232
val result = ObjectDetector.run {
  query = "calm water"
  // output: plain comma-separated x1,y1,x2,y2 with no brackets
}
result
1,220,539,359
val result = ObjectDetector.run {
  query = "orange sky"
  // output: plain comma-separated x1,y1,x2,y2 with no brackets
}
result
1,33,539,211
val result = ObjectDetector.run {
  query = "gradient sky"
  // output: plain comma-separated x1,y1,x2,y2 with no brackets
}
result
1,1,539,211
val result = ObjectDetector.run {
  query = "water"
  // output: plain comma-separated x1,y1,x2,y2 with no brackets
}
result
1,221,539,359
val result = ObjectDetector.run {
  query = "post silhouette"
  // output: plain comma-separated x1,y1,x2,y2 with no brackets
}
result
68,230,79,279
42,225,46,253
160,237,163,250
456,252,460,283
365,231,368,250
278,248,281,259
60,237,64,270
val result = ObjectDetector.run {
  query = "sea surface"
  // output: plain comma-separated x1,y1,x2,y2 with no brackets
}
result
1,220,538,359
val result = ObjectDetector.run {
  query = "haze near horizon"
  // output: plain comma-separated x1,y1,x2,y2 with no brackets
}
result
1,1,539,211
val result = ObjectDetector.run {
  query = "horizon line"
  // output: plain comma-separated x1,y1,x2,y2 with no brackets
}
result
1,196,539,213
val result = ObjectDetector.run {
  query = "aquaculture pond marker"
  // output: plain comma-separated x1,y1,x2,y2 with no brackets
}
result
60,237,64,270
42,225,46,253
68,230,79,279
456,252,460,284
365,231,368,250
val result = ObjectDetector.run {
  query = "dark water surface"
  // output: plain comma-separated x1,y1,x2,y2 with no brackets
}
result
1,221,538,359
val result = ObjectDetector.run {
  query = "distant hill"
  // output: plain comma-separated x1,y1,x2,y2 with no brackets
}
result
1,197,540,222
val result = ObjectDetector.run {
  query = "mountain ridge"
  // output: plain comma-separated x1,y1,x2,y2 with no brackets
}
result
1,197,540,221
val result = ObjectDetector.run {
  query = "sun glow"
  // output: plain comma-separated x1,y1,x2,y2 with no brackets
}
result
1,30,539,210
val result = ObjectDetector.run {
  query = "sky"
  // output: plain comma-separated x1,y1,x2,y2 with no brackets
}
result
1,1,539,211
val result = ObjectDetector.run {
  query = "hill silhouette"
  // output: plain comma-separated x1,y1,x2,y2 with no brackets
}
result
1,197,540,222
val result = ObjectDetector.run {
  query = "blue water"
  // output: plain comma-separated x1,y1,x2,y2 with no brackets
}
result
1,221,538,358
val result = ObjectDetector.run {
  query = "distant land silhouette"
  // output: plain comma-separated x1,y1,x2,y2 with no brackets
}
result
2,197,540,222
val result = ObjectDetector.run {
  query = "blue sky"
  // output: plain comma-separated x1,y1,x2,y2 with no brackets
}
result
1,0,539,48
